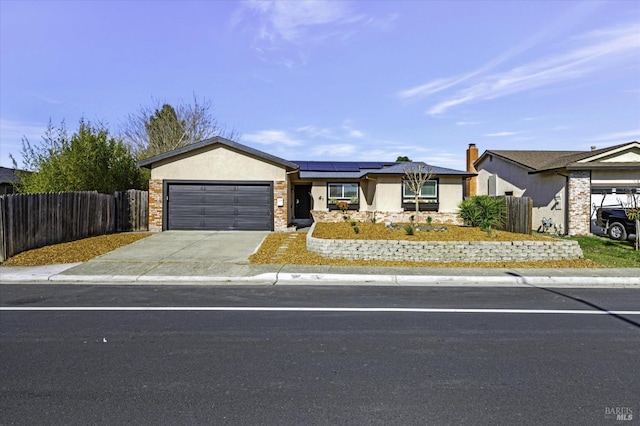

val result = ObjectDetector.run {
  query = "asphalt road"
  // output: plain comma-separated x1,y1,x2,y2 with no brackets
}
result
1,285,639,425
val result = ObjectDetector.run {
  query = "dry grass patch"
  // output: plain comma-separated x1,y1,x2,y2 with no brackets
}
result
1,233,152,266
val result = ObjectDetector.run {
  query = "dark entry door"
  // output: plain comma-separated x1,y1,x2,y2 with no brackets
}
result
294,185,311,219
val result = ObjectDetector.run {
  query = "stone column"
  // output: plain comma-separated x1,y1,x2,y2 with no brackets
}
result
273,180,288,231
567,171,591,235
148,179,163,232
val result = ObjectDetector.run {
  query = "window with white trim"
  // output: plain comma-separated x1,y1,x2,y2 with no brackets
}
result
328,183,359,201
402,180,437,201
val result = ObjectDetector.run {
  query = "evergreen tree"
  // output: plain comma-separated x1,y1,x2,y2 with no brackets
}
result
13,119,147,194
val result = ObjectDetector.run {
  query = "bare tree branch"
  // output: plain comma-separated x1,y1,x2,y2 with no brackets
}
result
120,94,239,159
402,163,435,220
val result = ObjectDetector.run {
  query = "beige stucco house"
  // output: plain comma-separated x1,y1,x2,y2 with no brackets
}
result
137,137,475,232
470,142,640,236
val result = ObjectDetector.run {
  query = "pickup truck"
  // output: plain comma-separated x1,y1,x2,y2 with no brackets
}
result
595,208,638,241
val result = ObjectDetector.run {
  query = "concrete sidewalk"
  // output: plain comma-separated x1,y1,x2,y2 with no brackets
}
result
2,263,639,288
1,230,639,287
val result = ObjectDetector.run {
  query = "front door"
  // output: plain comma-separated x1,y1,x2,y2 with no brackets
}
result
294,185,312,219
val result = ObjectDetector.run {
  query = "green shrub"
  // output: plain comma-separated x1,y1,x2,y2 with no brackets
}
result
353,225,360,234
458,196,506,236
403,224,415,235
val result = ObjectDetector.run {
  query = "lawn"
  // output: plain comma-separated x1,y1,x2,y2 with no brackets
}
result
565,234,639,268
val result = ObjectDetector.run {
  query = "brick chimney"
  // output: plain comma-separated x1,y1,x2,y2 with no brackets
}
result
466,143,478,196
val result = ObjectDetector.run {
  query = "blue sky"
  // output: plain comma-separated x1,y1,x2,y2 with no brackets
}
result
1,0,639,172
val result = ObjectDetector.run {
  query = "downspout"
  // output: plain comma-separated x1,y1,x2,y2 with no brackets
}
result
556,171,570,235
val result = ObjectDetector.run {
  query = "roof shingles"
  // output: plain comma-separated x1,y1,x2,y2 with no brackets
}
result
479,142,639,173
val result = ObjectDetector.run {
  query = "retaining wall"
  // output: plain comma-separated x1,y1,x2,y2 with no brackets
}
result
306,223,583,262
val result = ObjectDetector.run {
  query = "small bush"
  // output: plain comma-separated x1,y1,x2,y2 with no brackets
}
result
349,220,357,227
426,216,433,226
458,196,506,236
353,225,360,234
403,224,415,235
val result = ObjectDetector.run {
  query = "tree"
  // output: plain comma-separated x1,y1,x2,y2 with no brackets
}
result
402,163,434,220
121,94,237,159
12,119,147,194
396,156,411,162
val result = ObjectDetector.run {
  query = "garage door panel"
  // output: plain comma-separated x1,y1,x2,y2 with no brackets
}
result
237,196,271,206
167,182,273,231
237,206,272,216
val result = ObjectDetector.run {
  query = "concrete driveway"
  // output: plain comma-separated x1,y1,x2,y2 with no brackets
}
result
60,231,275,279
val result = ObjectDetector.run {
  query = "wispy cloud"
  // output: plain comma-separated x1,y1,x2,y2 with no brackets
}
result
243,130,302,147
484,131,521,137
0,119,50,167
297,120,365,141
0,118,48,141
241,0,365,47
309,143,357,157
589,129,640,142
398,22,640,115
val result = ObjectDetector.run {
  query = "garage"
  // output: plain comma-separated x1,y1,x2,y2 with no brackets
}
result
165,181,273,231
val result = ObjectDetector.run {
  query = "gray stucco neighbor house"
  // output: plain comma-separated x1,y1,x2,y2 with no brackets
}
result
471,142,640,235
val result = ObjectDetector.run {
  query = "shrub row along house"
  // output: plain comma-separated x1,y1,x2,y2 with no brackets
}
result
137,137,475,232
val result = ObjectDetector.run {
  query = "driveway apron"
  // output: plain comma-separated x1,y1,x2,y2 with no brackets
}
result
59,231,272,278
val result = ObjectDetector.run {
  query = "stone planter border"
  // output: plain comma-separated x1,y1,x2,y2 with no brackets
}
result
306,223,583,262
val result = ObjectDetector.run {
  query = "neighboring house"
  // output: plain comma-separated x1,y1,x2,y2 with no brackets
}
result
137,137,475,232
469,142,640,236
0,167,22,194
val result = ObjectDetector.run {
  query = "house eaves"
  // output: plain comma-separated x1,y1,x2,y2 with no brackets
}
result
477,143,639,175
566,162,640,171
475,150,580,172
529,142,640,174
296,161,475,180
363,162,476,177
137,136,299,170
0,166,28,185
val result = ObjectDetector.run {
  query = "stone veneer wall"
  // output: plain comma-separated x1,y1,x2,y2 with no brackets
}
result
274,180,288,232
306,223,583,262
311,210,462,225
567,171,591,236
148,179,163,232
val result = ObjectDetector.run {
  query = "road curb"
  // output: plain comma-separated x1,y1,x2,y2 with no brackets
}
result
1,271,639,288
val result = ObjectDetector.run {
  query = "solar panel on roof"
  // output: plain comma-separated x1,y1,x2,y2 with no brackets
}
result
333,162,359,172
305,162,334,171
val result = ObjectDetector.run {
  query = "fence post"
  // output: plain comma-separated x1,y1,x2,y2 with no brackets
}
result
0,196,6,262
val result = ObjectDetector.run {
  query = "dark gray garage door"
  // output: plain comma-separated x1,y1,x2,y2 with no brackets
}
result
166,182,273,231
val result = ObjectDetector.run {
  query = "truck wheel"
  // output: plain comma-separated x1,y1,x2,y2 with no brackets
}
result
608,222,627,241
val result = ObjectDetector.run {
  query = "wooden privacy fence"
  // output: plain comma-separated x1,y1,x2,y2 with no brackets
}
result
495,196,533,235
0,190,148,262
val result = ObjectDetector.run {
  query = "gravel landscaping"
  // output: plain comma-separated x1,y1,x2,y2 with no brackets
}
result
1,233,151,266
